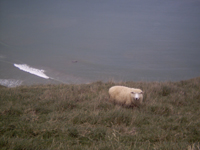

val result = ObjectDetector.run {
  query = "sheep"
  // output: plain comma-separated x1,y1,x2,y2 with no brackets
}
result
108,86,144,107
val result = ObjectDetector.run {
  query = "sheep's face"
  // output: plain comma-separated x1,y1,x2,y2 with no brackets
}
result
131,91,143,101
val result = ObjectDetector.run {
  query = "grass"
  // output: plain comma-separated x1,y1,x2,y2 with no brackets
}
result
0,77,200,150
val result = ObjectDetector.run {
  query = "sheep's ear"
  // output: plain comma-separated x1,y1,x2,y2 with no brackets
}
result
141,91,144,94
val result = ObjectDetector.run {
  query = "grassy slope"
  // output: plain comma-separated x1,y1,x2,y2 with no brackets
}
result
0,77,200,150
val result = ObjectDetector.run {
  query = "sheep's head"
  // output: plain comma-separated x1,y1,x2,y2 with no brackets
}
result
130,89,144,102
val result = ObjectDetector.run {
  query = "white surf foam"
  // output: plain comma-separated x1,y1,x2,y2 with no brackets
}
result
0,79,23,87
14,64,50,79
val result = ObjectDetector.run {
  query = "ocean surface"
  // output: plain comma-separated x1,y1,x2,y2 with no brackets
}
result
0,0,200,87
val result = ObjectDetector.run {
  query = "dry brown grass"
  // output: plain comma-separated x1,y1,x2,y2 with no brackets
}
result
0,77,200,149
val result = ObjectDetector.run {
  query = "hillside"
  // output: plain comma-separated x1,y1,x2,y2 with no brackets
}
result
0,77,200,150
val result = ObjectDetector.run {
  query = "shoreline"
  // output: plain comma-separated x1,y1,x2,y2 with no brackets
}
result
1,76,199,88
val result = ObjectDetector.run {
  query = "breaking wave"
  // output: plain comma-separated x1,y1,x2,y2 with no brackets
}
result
0,79,23,87
14,64,50,79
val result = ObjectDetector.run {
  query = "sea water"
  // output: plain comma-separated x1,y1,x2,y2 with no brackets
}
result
0,0,200,87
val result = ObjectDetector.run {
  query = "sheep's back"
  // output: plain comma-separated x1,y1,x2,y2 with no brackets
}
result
109,86,131,103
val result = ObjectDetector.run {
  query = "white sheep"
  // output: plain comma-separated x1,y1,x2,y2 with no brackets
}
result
108,86,144,107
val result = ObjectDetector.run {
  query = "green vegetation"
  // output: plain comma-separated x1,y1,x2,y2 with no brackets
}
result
0,77,200,150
